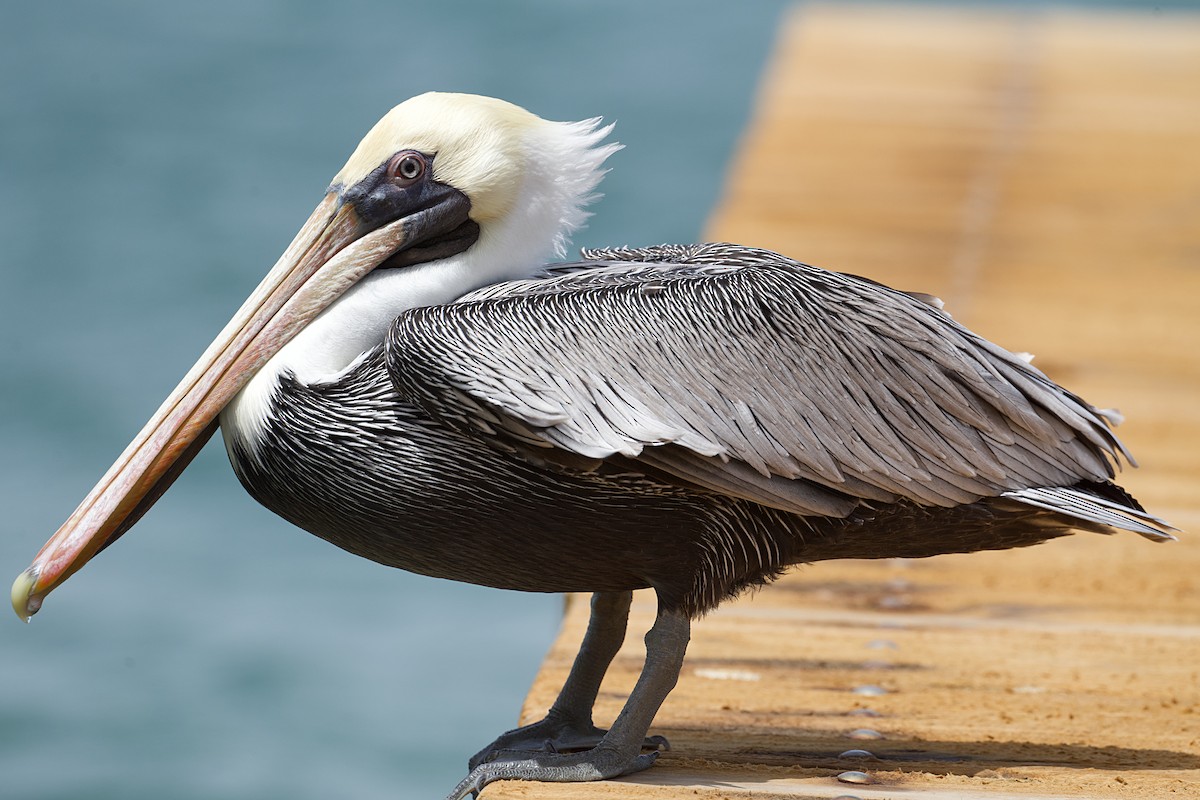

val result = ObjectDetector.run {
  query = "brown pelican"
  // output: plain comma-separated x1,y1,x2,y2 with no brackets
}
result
12,92,1176,798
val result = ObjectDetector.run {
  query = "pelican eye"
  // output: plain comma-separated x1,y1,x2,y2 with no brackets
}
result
388,152,426,185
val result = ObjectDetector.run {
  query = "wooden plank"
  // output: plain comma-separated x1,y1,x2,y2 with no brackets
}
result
489,4,1200,798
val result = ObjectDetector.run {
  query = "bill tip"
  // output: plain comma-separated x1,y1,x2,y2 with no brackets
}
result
11,567,41,622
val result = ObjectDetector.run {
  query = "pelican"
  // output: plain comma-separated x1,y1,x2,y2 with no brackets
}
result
13,92,1176,798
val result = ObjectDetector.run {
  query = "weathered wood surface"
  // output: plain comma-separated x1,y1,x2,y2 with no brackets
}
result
489,4,1200,797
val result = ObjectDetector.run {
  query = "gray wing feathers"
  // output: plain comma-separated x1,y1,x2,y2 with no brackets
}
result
387,244,1131,517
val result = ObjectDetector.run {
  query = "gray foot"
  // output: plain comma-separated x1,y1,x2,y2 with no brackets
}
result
468,713,669,770
448,745,659,800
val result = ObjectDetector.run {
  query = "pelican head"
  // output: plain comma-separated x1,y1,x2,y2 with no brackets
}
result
12,92,618,620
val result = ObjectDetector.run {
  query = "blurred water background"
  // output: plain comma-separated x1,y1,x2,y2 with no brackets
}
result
1,2,1195,799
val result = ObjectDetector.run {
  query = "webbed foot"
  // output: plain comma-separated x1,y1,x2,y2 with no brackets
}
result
468,713,669,770
449,745,659,800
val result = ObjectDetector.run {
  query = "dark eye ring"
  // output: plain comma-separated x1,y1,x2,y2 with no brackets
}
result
388,151,426,185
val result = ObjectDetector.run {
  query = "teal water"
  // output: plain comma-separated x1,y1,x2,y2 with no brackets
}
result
2,2,1194,798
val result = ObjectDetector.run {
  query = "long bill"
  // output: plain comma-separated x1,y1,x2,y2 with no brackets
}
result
11,192,417,620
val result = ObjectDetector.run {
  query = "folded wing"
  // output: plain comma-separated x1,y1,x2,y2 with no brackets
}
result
385,243,1131,519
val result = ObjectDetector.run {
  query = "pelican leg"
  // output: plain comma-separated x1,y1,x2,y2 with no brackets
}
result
468,591,668,769
448,605,690,800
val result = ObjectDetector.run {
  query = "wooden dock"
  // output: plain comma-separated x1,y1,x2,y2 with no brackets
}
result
490,4,1200,798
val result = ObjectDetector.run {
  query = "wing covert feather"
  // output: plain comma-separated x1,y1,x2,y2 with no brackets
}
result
386,244,1129,516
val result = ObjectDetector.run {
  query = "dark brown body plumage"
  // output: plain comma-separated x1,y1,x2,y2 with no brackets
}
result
229,348,1114,617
